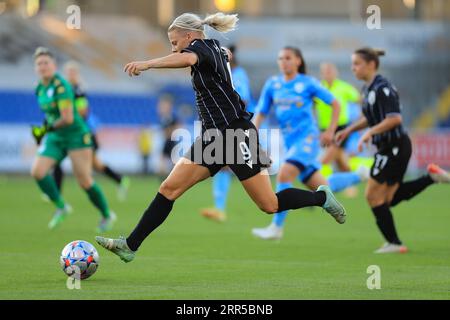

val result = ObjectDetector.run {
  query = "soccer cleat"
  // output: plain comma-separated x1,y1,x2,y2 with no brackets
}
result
374,242,408,254
117,177,131,202
48,204,72,230
251,223,283,240
96,211,117,233
95,235,135,263
317,185,346,224
427,164,450,183
200,208,227,223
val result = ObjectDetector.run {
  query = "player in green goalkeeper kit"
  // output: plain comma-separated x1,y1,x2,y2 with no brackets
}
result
31,47,116,232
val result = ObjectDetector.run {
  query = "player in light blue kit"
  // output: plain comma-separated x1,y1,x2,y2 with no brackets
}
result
200,45,256,222
252,47,366,240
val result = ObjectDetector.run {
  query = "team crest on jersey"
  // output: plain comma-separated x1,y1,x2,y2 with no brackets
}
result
47,88,54,98
83,133,92,145
383,87,390,96
294,82,305,93
368,90,376,105
274,82,282,90
57,86,65,94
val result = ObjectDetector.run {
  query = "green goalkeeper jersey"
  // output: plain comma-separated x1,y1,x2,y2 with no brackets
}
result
35,73,88,136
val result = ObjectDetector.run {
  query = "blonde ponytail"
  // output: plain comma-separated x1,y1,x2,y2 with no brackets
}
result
168,12,238,34
202,12,238,33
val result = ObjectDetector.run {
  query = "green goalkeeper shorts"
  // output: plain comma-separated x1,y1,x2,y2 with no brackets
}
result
38,131,93,163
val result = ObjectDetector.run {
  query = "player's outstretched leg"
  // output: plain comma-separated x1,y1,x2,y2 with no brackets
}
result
242,171,346,223
389,164,449,207
252,166,349,241
96,158,211,263
95,192,173,263
428,163,450,183
328,166,369,192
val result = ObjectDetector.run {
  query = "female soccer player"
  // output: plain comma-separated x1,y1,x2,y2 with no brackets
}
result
336,47,450,253
31,47,116,232
316,62,360,171
95,13,346,263
251,47,366,240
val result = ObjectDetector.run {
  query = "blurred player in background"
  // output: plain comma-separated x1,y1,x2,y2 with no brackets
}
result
138,127,153,175
96,13,346,263
31,47,116,232
157,94,179,179
316,62,364,197
316,62,360,170
64,62,130,201
336,47,450,253
200,44,255,222
251,47,367,240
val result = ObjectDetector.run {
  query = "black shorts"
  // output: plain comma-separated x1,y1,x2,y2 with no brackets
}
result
370,135,412,185
91,134,99,151
183,118,271,181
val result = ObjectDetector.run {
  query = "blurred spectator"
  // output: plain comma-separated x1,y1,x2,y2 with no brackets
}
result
138,127,152,175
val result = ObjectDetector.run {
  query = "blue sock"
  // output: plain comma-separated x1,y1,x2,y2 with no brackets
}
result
213,170,232,212
272,182,293,227
328,172,361,193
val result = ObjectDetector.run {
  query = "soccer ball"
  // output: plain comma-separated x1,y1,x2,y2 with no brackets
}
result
60,240,100,280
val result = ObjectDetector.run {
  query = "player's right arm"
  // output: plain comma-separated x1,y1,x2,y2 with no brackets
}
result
335,116,368,145
124,53,198,76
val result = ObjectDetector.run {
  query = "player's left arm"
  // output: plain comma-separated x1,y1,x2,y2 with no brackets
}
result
124,53,198,76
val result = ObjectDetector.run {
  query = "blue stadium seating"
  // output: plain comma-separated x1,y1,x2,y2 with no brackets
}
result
0,88,197,126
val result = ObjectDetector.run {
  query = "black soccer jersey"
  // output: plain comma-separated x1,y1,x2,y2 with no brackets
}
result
181,39,252,131
73,84,86,100
361,75,406,147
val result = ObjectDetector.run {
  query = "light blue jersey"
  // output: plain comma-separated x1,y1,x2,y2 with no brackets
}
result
256,73,335,181
86,113,101,135
232,66,255,113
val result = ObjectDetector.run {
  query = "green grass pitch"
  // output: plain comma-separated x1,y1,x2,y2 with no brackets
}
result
0,174,449,300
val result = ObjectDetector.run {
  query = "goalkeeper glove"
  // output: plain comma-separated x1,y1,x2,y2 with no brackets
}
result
31,125,47,145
